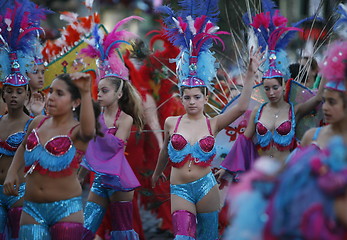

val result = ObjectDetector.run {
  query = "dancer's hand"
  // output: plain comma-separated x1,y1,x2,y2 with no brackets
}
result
70,72,91,94
3,172,19,196
152,172,167,188
29,92,45,116
214,168,226,183
247,46,265,77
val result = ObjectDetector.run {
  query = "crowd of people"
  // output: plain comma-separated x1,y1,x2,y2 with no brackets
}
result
0,0,347,240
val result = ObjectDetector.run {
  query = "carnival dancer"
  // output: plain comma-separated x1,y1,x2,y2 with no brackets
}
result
26,55,46,117
0,1,48,239
151,0,264,239
80,17,144,240
3,71,97,240
262,39,347,240
216,0,326,181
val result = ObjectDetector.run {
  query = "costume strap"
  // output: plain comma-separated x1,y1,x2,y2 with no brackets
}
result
36,116,50,129
68,124,80,137
113,108,122,126
173,116,183,133
312,127,322,141
24,118,33,132
206,117,213,136
255,103,266,124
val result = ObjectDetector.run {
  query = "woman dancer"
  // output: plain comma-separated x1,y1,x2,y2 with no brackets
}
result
216,3,325,180
4,72,96,239
0,1,47,238
26,57,46,117
0,61,33,240
80,17,144,240
151,1,264,239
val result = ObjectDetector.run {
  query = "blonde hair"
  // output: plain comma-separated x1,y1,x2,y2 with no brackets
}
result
103,76,144,130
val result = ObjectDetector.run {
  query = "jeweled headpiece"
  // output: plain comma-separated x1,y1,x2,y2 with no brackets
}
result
80,16,144,82
246,0,301,80
0,0,49,86
158,0,229,92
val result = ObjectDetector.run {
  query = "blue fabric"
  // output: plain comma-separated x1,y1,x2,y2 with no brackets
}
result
174,235,195,240
255,102,296,149
312,127,322,141
24,143,76,172
168,140,216,165
0,183,25,208
0,205,6,233
84,201,106,234
171,172,217,204
197,211,218,240
90,174,120,198
19,224,50,240
22,196,82,227
110,229,139,240
0,116,32,156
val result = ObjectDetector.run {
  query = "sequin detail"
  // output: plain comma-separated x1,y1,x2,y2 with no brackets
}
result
168,116,216,168
170,172,217,204
22,196,83,227
24,117,83,177
0,116,32,156
255,102,296,151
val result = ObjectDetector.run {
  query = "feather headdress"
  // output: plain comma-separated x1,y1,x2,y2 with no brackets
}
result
247,0,301,80
80,16,144,81
318,3,347,92
0,0,49,86
158,0,229,92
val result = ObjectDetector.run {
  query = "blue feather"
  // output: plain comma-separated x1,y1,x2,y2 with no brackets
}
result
261,0,278,16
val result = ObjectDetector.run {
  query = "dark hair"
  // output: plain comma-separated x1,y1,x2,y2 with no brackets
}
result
262,77,284,86
180,86,208,96
55,73,81,101
55,73,103,136
102,76,144,130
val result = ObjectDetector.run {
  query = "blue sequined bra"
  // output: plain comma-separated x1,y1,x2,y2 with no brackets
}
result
0,115,32,156
167,116,216,168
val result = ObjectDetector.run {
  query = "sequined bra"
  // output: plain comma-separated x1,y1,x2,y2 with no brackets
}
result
24,117,84,177
168,116,216,168
0,115,32,156
255,102,296,151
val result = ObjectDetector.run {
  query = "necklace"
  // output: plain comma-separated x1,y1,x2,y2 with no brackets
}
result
274,109,281,118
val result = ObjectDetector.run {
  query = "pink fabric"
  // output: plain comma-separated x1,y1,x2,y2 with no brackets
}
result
8,207,21,238
110,201,133,231
26,132,73,156
221,134,258,173
50,222,84,240
171,134,215,152
172,210,196,238
84,116,140,190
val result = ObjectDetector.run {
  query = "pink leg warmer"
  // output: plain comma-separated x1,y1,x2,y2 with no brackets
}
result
172,210,196,238
50,222,84,240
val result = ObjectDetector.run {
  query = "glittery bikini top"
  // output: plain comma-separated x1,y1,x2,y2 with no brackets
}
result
24,117,84,177
255,102,296,151
0,115,32,156
168,115,216,168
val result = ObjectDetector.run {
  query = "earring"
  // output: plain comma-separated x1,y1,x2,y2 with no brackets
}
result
72,107,76,111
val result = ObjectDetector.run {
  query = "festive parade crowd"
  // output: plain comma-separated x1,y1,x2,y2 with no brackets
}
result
1,0,347,239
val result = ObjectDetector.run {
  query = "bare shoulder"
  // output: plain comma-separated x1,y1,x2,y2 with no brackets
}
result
120,111,134,124
164,116,180,131
301,127,317,147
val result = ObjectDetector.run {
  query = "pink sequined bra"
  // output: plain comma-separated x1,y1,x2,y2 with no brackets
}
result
24,117,84,177
168,116,216,168
255,102,296,151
